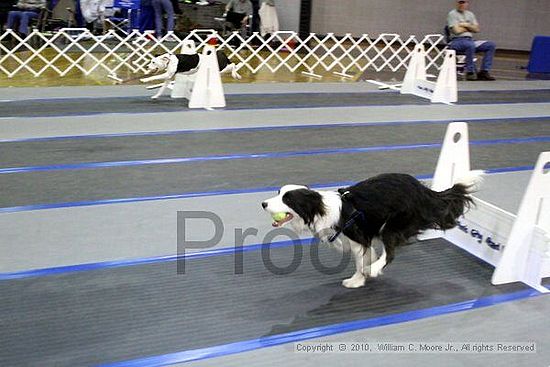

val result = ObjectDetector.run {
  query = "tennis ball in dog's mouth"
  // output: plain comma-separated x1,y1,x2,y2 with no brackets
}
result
272,212,287,222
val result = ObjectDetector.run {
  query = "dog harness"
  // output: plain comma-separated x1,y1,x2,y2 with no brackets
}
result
328,191,365,243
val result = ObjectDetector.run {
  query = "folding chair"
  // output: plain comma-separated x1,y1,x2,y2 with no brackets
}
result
38,0,76,32
103,0,139,35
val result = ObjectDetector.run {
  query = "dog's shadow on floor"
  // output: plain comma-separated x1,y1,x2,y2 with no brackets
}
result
260,277,427,338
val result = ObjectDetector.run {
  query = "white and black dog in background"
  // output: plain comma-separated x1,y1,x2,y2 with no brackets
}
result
140,50,241,99
262,172,483,288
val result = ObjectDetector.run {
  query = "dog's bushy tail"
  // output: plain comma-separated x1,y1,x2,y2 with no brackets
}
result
435,170,484,230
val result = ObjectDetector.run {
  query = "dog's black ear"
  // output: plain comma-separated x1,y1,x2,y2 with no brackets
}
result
282,189,325,226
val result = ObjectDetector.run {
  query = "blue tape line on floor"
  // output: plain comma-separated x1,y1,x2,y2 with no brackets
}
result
0,166,535,214
0,238,315,280
98,288,542,367
2,115,548,144
2,91,550,119
1,136,549,175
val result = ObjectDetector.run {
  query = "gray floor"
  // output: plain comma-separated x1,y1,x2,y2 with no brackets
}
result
0,81,549,366
2,80,550,101
1,141,549,209
1,90,550,118
1,117,549,167
0,238,528,367
183,294,550,367
0,170,533,273
2,103,549,142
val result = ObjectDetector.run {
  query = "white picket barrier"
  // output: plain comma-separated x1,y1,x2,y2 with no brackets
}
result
423,122,550,293
0,29,447,79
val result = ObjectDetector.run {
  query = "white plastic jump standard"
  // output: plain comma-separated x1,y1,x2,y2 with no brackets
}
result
188,45,226,109
171,40,197,100
424,122,550,293
431,121,470,191
418,121,470,241
492,152,550,292
400,45,457,104
400,44,427,94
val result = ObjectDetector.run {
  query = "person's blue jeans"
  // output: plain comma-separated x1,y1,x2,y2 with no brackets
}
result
152,0,174,37
7,10,39,36
449,37,496,73
139,5,155,33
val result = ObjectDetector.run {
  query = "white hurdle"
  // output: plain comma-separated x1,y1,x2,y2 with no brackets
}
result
171,40,198,100
367,44,457,104
423,122,550,293
188,45,226,110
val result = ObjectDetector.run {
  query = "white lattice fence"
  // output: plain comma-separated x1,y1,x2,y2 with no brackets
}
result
0,29,446,79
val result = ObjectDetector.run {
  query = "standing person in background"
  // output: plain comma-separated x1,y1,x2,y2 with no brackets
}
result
447,0,496,81
138,0,154,33
250,0,259,34
259,0,278,37
6,0,45,36
152,0,174,38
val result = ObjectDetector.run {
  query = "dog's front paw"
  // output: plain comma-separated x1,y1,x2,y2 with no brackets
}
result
342,274,366,288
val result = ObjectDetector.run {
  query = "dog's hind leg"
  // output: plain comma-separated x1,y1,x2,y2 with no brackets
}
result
368,238,386,277
380,230,408,266
342,241,367,288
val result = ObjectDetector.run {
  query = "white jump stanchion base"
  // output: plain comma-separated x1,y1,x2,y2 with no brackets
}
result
400,48,457,104
401,44,427,94
366,79,402,91
333,71,355,79
171,40,197,99
171,73,196,99
431,50,458,104
418,121,471,241
431,122,471,192
491,152,550,293
301,71,323,79
366,45,457,104
419,122,550,292
189,45,226,109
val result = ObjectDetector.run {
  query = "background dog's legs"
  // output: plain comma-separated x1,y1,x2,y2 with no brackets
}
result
230,64,242,80
152,80,169,99
220,64,242,80
342,241,367,288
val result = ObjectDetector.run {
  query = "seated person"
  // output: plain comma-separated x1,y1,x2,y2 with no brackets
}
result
224,0,252,31
447,0,496,81
0,0,18,30
6,0,46,36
